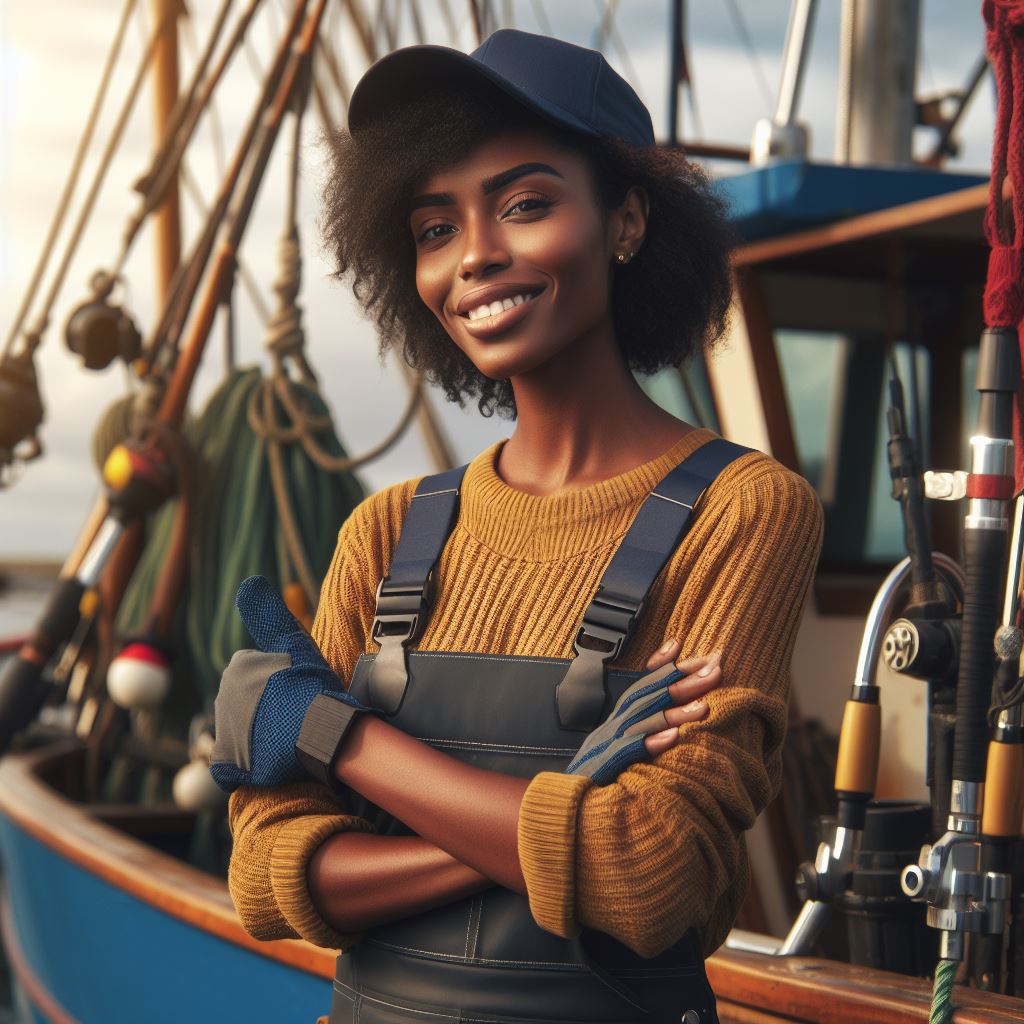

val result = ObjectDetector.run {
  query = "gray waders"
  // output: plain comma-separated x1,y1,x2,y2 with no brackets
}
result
329,438,749,1024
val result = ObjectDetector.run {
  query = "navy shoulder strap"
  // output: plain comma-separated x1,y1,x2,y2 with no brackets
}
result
555,437,752,730
367,464,469,714
367,438,753,720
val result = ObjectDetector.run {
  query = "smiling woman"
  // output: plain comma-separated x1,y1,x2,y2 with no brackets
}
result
319,75,734,419
218,27,823,1024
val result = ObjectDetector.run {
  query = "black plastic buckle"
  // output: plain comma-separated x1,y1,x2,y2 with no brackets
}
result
371,575,431,646
368,574,433,716
573,588,644,661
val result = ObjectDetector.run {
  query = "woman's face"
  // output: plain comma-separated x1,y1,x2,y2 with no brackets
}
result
409,130,641,382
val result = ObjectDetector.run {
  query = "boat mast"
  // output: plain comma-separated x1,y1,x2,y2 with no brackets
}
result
149,0,184,302
835,0,920,165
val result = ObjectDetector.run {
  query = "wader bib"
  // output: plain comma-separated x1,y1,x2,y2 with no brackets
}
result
328,438,749,1024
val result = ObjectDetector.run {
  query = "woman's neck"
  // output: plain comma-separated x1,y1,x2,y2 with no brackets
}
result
498,324,696,496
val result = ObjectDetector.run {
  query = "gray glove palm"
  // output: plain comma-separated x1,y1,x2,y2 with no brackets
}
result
566,662,687,785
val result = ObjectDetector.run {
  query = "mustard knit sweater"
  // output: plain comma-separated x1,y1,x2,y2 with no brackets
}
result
227,428,823,958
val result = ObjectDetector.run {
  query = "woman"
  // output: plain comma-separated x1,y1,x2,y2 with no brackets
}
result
216,28,823,1024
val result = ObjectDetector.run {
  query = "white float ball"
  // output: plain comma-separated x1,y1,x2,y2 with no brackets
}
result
106,643,171,710
173,759,227,812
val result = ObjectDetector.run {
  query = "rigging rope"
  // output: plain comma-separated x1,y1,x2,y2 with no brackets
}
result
723,0,774,111
117,0,264,276
18,3,176,356
2,0,138,360
244,82,423,602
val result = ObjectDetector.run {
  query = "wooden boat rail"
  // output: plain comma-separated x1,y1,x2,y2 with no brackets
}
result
1,739,1023,1022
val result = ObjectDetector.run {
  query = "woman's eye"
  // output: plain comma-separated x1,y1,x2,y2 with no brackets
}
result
503,196,551,217
418,223,454,243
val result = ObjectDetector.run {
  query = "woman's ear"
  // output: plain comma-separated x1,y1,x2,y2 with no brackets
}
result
609,185,649,259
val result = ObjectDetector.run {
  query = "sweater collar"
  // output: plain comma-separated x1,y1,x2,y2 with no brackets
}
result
458,427,719,562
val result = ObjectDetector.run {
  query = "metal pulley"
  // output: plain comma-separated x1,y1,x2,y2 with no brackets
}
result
0,345,45,478
64,270,141,371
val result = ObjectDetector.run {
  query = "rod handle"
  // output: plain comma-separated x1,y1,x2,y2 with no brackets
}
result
954,527,1008,782
982,739,1024,837
835,698,880,798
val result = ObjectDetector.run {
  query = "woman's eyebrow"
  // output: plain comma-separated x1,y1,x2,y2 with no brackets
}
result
410,191,454,213
409,163,563,214
481,162,563,194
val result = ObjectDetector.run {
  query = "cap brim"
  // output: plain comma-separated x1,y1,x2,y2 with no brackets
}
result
347,45,599,140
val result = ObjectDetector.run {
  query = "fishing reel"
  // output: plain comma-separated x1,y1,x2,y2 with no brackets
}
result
0,344,45,484
901,782,1011,962
777,554,965,961
64,270,141,372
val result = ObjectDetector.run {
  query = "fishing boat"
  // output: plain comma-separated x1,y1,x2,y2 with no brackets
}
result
2,1,1024,1021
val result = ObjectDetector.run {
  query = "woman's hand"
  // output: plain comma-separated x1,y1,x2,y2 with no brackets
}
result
564,644,721,786
209,576,370,792
639,641,721,757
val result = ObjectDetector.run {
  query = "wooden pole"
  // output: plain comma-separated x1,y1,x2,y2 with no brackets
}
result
150,0,184,305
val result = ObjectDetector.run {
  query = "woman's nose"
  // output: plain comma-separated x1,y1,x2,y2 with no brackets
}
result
459,216,511,280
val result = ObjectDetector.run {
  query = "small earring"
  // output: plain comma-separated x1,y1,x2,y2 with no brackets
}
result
615,251,634,265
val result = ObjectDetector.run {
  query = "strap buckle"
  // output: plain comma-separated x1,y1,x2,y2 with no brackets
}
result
371,575,432,646
368,574,432,715
572,588,645,661
559,589,645,731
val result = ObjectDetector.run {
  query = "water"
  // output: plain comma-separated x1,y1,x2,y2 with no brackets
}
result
0,570,55,644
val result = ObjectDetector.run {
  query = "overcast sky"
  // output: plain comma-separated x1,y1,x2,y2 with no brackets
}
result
0,0,995,559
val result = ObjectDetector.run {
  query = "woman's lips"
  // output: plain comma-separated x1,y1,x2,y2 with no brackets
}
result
457,290,542,340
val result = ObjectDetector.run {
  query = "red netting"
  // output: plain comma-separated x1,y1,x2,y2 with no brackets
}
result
983,0,1024,484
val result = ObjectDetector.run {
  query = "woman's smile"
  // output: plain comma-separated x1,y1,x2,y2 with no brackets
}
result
457,285,546,339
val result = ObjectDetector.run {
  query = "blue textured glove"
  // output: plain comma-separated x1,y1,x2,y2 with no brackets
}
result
209,575,367,792
565,662,685,785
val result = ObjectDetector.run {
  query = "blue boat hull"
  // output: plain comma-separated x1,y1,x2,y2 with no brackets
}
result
0,743,334,1024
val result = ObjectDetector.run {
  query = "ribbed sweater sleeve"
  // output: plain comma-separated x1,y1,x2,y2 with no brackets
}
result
517,460,823,956
226,485,415,947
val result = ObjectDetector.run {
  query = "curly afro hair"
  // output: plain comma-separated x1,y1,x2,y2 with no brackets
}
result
320,80,733,419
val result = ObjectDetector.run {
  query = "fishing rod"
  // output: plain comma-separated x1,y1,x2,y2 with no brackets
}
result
140,0,308,376
773,350,964,960
901,327,1018,999
899,3,1024,1010
973,491,1024,991
0,0,324,755
881,358,961,841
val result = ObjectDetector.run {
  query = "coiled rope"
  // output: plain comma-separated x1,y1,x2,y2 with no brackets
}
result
115,366,365,744
245,87,422,605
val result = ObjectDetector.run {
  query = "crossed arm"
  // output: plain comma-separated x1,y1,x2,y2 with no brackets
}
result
226,463,823,953
308,644,721,933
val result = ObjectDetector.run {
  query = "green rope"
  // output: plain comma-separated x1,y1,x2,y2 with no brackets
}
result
111,366,364,802
930,958,957,1024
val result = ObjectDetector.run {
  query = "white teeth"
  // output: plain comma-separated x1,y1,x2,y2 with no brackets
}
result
464,293,535,320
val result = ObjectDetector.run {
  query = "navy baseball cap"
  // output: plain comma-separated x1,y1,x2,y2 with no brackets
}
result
347,29,655,148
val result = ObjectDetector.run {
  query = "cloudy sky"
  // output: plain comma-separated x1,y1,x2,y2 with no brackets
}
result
0,0,994,558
